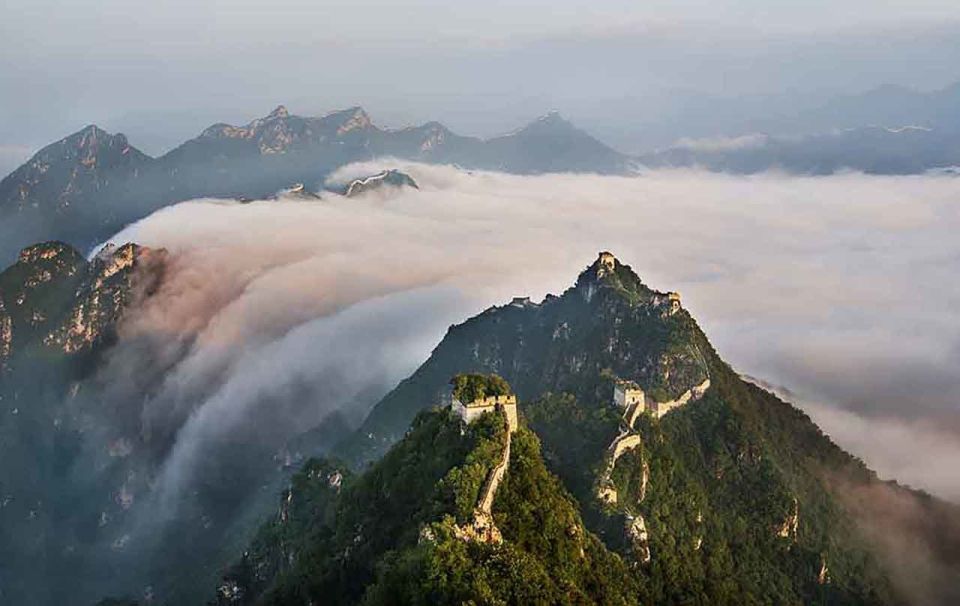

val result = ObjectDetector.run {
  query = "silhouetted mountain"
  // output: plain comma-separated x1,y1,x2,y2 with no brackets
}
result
0,126,150,214
797,82,960,135
643,125,960,174
606,80,960,153
0,108,631,264
477,111,635,174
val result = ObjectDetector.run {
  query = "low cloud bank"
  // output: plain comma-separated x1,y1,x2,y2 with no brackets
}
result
807,403,960,502
100,162,960,509
829,473,960,606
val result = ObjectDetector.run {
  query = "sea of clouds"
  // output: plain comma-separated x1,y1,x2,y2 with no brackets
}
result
100,161,960,507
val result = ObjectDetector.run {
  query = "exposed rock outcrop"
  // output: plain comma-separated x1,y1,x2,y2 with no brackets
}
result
45,243,166,354
818,554,831,585
626,513,652,564
777,497,799,541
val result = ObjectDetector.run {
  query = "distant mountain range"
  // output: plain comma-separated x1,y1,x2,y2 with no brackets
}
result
581,80,960,174
641,125,960,174
0,107,632,264
593,80,960,153
4,85,960,268
4,89,960,265
786,82,960,137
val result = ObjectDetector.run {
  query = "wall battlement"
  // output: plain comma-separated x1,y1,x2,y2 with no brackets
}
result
451,393,517,544
613,377,711,420
453,394,519,433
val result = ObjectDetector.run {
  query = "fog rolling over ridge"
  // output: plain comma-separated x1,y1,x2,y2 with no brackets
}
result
101,162,960,506
6,0,960,602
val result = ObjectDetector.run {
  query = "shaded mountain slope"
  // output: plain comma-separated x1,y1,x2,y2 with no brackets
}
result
0,126,150,215
214,394,641,606
0,241,166,605
342,252,709,464
331,251,959,604
0,127,154,259
0,241,354,605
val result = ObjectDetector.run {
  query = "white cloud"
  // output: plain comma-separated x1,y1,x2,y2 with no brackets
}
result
807,403,960,501
99,163,960,508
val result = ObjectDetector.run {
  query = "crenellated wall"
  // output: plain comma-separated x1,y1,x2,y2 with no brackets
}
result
453,405,515,544
647,378,712,419
453,395,518,432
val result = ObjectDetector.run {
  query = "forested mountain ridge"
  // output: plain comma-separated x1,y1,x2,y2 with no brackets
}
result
2,246,957,605
212,392,650,605
319,251,960,605
341,251,711,465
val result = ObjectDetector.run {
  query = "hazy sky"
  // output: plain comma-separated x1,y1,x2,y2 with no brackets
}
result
6,0,960,43
0,0,960,174
3,0,960,170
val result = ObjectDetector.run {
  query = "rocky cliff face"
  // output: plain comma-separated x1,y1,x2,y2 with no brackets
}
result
184,105,375,158
0,241,166,606
0,127,155,263
0,237,360,606
0,126,150,214
0,241,164,367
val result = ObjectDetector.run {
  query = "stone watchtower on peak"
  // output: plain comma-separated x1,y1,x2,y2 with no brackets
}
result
449,373,518,433
597,251,617,271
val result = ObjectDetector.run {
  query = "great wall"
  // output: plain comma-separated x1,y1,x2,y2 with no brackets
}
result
599,373,712,564
452,393,518,544
600,376,711,506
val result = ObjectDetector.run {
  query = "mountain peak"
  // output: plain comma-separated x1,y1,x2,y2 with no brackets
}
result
77,124,107,137
579,250,624,283
267,105,289,119
333,106,373,134
523,110,573,132
572,251,666,307
0,125,149,220
595,250,617,273
538,110,565,122
66,124,129,150
421,120,450,131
